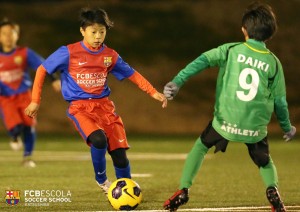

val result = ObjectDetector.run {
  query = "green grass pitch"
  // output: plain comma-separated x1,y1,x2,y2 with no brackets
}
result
0,134,299,211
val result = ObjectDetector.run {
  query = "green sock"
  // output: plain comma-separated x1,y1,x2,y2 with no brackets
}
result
179,137,209,189
259,157,278,188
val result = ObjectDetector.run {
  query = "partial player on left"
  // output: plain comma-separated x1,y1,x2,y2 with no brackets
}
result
0,18,61,167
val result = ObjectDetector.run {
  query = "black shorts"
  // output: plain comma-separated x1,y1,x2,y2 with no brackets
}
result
200,121,269,158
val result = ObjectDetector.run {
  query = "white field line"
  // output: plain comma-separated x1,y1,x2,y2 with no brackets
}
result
0,151,185,161
0,151,214,162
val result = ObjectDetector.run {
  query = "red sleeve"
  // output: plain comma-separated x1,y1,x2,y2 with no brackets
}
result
31,65,47,104
128,71,157,96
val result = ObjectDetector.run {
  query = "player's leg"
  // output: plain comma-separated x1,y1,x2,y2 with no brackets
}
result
20,91,37,167
8,124,23,151
21,126,36,167
164,121,229,211
67,103,111,194
23,126,36,157
106,121,131,180
87,129,111,194
163,137,206,211
246,138,286,212
179,137,208,189
110,148,131,179
102,99,131,180
0,96,23,150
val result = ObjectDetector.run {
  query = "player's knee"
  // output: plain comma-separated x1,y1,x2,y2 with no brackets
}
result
87,130,107,149
250,151,270,167
110,148,129,168
23,126,34,133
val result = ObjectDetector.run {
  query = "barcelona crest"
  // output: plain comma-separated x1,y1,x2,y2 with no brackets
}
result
104,56,112,67
14,56,23,66
5,190,20,206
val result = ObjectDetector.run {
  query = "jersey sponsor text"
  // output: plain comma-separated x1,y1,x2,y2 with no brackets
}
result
220,122,259,137
76,72,106,87
0,69,24,83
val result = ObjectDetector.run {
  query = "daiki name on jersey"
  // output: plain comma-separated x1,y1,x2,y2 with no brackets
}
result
237,54,269,72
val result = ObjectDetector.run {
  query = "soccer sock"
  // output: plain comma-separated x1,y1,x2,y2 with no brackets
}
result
91,145,107,184
179,137,209,189
23,126,36,157
9,124,23,141
114,163,131,179
259,157,278,188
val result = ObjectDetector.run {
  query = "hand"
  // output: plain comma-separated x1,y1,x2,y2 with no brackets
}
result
24,102,40,118
52,79,61,92
163,82,179,100
283,126,296,142
152,92,167,108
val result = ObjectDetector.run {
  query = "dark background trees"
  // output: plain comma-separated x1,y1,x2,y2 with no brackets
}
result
1,0,299,135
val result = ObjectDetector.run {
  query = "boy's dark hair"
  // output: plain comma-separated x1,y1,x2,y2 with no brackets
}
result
242,2,277,41
79,8,114,30
0,18,20,34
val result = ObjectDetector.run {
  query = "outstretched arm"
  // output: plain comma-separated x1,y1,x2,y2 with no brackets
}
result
128,71,167,108
274,96,296,141
271,60,296,142
164,54,210,100
25,65,47,118
47,74,61,92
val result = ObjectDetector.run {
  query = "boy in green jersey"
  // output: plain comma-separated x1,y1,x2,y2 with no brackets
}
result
163,2,296,212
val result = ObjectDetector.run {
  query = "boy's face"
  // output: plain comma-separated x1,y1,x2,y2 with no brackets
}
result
80,23,106,49
0,25,19,51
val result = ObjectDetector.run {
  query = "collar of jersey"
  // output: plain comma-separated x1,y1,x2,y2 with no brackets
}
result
0,47,17,55
243,39,269,54
80,41,105,54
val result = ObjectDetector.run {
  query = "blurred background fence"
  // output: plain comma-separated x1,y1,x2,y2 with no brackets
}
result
1,0,299,135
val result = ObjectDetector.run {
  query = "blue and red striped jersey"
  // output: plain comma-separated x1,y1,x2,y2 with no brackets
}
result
0,47,44,96
42,41,135,101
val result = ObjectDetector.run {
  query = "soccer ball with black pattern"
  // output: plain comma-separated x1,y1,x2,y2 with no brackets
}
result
107,178,142,210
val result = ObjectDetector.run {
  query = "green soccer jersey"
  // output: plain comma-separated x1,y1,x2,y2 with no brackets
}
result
172,39,292,143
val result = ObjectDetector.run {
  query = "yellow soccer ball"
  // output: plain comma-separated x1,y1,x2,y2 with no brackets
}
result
107,178,142,210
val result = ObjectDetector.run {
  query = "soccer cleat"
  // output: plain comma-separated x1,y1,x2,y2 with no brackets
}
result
22,157,36,168
96,179,112,195
266,186,286,212
9,137,23,151
163,188,189,211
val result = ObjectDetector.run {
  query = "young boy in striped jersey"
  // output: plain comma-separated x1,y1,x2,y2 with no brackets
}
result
163,2,295,212
25,8,167,194
0,19,60,167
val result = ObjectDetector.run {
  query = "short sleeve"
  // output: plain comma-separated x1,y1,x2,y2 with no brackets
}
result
27,48,44,70
110,55,135,80
42,46,69,74
270,59,286,98
203,43,239,67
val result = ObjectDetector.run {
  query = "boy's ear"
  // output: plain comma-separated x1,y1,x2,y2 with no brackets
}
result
241,27,246,34
80,27,85,36
241,27,249,40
